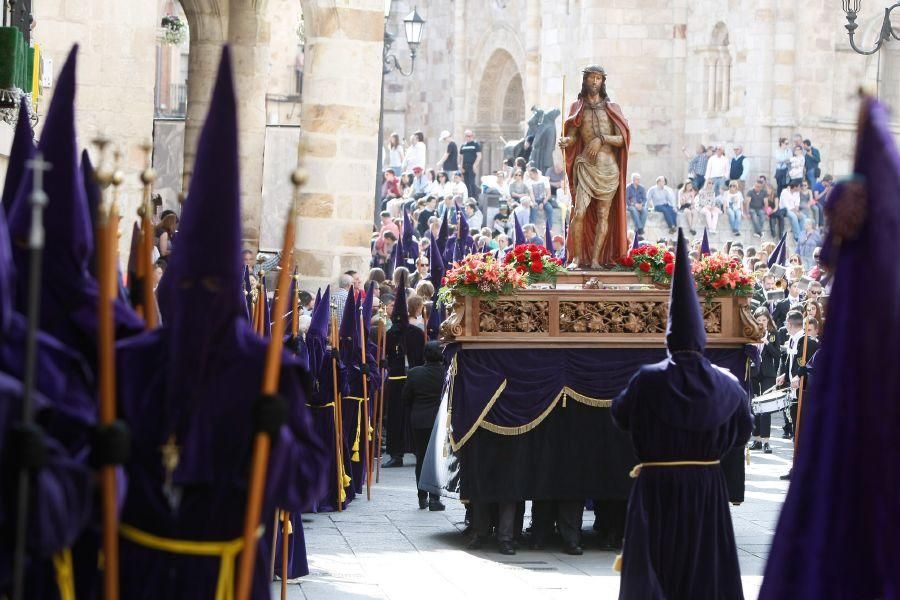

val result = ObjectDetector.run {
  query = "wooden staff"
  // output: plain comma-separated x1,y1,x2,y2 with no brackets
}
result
560,74,571,197
793,317,812,459
280,510,290,600
359,304,372,500
329,304,345,511
279,272,300,600
374,308,387,482
138,141,158,328
94,139,121,600
235,170,304,600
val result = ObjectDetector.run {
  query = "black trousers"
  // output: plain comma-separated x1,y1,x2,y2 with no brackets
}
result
592,499,627,543
463,167,478,199
471,502,524,543
752,376,775,438
531,500,583,545
412,427,435,501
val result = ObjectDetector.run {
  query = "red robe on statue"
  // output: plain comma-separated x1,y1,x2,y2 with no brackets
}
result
563,98,631,266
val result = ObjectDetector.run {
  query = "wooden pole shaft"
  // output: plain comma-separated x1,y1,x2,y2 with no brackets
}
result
359,307,372,500
235,201,296,600
281,511,290,600
375,318,386,482
793,318,811,460
97,204,119,600
330,312,345,511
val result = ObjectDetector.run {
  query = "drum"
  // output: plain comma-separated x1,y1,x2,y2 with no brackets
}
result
751,388,791,415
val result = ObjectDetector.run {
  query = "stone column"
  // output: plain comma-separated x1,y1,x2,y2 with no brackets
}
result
228,0,271,251
524,0,541,108
181,4,228,196
295,0,384,290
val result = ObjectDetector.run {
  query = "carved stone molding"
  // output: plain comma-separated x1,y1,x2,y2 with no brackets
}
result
479,300,549,333
738,301,764,339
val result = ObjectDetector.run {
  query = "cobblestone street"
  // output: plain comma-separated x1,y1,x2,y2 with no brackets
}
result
276,423,793,600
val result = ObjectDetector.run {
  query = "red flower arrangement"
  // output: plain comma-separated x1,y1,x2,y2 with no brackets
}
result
503,243,566,284
618,244,675,285
692,254,754,298
438,252,528,304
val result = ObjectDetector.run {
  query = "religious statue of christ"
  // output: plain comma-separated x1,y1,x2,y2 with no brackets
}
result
559,65,631,269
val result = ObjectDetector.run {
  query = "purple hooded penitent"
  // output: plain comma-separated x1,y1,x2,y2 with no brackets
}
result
1,97,34,215
428,236,446,299
767,232,787,268
513,213,526,246
436,210,449,256
426,302,442,342
114,47,325,599
610,228,752,599
6,46,143,369
631,230,640,251
544,218,553,254
760,97,900,600
402,207,419,262
700,227,710,256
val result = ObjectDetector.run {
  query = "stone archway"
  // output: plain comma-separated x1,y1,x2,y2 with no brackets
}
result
474,48,526,172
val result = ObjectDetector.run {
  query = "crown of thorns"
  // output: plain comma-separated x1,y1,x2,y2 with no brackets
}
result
582,65,607,76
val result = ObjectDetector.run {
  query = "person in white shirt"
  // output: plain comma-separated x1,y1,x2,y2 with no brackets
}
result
527,167,553,226
704,146,729,195
448,171,468,197
723,180,745,236
464,200,483,231
779,181,807,241
404,131,427,172
788,145,805,184
385,132,405,173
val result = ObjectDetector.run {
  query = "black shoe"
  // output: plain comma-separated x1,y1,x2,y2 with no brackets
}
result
418,497,428,510
748,441,762,451
498,541,516,556
428,499,446,512
563,543,584,556
690,229,697,235
763,442,772,454
782,432,793,440
382,456,403,468
779,470,792,481
467,535,486,550
735,231,741,237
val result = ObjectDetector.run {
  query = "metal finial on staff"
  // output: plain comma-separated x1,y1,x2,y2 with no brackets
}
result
11,152,52,600
138,140,158,329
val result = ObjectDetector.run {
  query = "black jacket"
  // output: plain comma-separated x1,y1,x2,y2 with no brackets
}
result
402,361,445,430
779,335,819,392
751,333,781,381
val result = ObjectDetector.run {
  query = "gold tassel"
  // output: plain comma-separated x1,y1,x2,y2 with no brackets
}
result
351,449,360,462
613,553,623,573
745,446,750,465
339,487,346,503
351,399,362,462
342,473,352,488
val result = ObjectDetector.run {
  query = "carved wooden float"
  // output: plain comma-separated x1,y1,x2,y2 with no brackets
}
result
440,271,763,348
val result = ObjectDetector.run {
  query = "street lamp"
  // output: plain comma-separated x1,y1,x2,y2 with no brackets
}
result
374,3,426,223
383,7,426,76
842,0,900,55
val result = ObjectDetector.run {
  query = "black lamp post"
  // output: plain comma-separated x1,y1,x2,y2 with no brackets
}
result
842,0,900,55
374,3,426,223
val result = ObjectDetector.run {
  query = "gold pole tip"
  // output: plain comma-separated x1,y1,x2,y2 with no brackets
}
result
140,168,158,185
291,168,308,187
111,170,124,186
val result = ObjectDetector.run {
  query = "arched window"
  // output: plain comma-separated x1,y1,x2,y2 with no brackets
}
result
703,22,731,114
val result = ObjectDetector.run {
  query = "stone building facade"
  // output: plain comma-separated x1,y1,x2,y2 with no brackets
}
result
385,0,900,184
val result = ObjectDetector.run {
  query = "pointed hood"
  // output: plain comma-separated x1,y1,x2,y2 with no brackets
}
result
402,206,416,246
1,96,34,215
700,227,710,256
391,270,409,328
9,46,92,272
339,289,359,367
436,210,449,254
306,286,330,382
81,150,104,278
666,228,706,354
631,230,640,251
0,204,14,331
7,45,142,357
429,236,446,297
514,213,526,246
361,281,375,335
544,219,553,253
259,278,271,338
767,233,786,268
760,97,900,599
457,206,470,240
155,47,245,408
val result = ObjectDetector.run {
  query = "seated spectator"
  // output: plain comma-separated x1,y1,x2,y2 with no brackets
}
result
411,167,429,199
417,196,437,237
509,170,532,205
677,180,700,236
779,181,806,241
697,179,721,234
433,170,451,197
548,163,566,199
765,182,784,239
626,173,648,235
746,178,768,238
648,176,677,234
796,221,822,267
552,234,566,260
449,171,468,197
527,167,553,226
465,200,484,231
493,203,511,236
723,180,745,237
381,168,401,209
523,223,544,247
